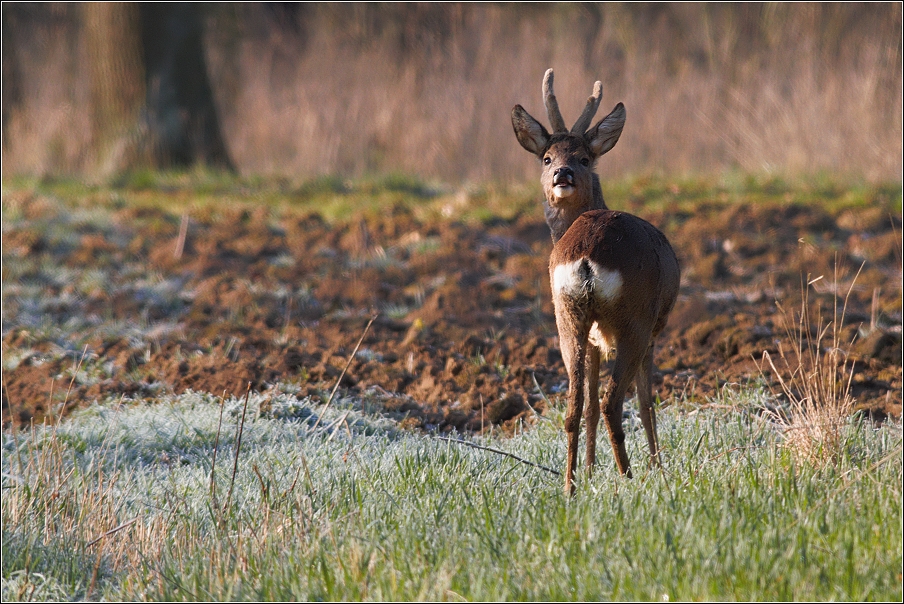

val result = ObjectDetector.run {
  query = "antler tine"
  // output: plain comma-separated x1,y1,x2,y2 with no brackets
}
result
571,81,603,135
542,69,568,133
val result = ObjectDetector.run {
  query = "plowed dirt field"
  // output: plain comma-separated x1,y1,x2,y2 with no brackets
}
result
2,180,901,430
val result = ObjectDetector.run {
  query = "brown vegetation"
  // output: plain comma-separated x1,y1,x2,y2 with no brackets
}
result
3,4,902,181
760,265,865,465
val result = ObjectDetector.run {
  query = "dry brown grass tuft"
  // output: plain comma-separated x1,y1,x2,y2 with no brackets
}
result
759,262,864,466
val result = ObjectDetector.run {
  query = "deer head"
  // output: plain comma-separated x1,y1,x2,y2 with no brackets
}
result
511,69,626,210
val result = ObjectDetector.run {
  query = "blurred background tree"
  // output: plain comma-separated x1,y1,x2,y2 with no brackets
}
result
2,3,900,182
82,3,232,175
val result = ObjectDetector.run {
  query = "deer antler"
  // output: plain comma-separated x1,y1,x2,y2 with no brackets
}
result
543,69,568,133
571,81,603,135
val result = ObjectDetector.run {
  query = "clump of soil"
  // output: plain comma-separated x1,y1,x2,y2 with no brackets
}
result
2,194,901,430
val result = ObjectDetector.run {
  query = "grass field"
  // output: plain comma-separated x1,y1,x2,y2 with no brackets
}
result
2,172,902,601
2,387,902,601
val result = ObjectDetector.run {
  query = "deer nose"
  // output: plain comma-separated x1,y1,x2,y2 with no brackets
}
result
553,167,574,184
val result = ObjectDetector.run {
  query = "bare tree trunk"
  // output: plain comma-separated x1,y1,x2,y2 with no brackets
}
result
2,6,23,150
82,2,232,176
83,2,146,175
139,3,233,170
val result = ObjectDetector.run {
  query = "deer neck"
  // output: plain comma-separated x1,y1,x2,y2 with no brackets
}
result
544,174,609,243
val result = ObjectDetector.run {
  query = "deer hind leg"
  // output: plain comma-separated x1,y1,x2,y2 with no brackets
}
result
635,343,662,467
556,304,591,496
583,345,601,474
601,340,644,478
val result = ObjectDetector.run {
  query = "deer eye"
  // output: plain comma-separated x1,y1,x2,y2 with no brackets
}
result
580,157,590,167
543,156,551,165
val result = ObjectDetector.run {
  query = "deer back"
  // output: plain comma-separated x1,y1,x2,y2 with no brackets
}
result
550,209,680,339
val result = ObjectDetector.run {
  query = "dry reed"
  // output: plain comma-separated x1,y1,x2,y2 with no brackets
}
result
3,4,901,182
759,262,864,466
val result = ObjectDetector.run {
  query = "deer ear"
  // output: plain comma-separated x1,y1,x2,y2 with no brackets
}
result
587,103,625,157
512,105,550,156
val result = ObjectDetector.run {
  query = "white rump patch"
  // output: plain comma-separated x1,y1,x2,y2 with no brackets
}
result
588,261,623,301
552,260,585,297
552,259,623,303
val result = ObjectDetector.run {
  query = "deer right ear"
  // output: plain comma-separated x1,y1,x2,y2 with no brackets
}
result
587,103,626,158
512,105,550,156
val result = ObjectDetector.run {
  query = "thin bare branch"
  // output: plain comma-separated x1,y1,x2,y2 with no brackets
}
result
209,391,227,508
86,517,138,547
310,315,377,431
437,436,561,476
224,382,252,514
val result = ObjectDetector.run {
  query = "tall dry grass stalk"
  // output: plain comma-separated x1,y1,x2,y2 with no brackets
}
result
3,4,902,181
2,416,170,599
759,262,864,466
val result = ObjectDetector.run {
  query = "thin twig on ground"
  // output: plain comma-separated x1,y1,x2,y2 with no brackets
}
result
530,372,555,420
2,376,26,476
310,314,377,431
86,517,139,547
223,382,252,514
209,391,227,508
174,212,189,259
437,436,561,476
325,410,352,443
61,345,90,419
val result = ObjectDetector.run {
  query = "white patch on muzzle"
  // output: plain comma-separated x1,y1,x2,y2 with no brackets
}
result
553,184,575,199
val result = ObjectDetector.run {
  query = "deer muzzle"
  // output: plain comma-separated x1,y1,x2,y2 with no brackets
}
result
552,167,575,199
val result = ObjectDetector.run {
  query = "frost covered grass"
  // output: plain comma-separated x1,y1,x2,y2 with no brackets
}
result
2,389,901,601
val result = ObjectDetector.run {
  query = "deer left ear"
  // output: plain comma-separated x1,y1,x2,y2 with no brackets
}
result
587,103,625,157
512,105,550,157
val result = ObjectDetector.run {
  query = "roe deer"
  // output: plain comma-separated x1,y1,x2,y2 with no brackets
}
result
512,69,680,494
